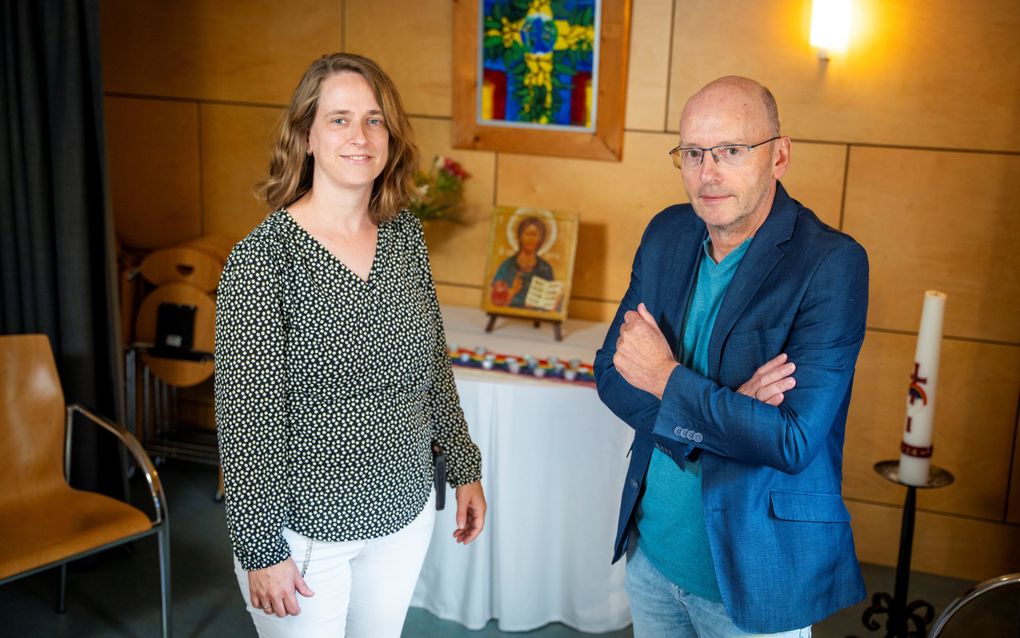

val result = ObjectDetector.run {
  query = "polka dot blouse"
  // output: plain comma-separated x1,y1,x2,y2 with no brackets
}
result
214,209,482,571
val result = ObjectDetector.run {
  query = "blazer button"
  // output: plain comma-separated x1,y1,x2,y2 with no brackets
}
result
673,426,683,437
693,432,703,443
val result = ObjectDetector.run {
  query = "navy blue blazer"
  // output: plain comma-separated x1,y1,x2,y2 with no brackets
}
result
594,183,868,633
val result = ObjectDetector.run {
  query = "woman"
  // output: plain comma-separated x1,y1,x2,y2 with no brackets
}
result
490,216,555,308
214,53,485,638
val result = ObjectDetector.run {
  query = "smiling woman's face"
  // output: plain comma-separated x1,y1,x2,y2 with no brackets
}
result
306,72,390,195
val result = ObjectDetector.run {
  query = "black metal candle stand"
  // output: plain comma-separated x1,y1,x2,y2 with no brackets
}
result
861,460,954,638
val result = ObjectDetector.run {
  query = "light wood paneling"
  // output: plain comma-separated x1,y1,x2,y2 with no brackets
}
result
200,104,283,242
844,331,1020,520
567,298,619,324
100,0,340,104
498,131,683,304
781,141,845,229
843,147,1020,342
436,283,482,309
105,97,201,249
666,0,1020,152
624,0,673,131
848,500,1020,581
345,0,451,117
410,117,496,287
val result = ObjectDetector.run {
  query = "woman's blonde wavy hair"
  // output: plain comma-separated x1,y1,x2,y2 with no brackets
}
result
257,53,419,223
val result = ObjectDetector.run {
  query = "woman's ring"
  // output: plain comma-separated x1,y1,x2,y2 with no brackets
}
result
262,604,272,611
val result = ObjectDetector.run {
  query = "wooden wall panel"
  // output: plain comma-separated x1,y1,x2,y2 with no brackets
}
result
436,282,482,309
410,117,496,287
100,0,340,104
666,0,1020,152
497,131,682,304
624,0,673,131
345,0,452,117
848,500,1020,581
843,147,1020,343
844,331,1020,520
781,141,845,230
105,97,202,249
566,298,619,324
200,104,282,242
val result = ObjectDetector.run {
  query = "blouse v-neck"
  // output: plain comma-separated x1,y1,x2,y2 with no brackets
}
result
283,209,385,286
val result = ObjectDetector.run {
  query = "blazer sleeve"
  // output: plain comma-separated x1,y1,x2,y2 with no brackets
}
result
594,225,664,432
653,240,869,474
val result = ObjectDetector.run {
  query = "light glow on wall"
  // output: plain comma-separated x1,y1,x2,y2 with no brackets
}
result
810,0,852,58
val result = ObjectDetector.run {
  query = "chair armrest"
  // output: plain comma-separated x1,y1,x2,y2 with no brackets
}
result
929,573,1020,637
65,404,168,527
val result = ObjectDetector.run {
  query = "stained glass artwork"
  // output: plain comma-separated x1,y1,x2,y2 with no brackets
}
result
479,0,599,130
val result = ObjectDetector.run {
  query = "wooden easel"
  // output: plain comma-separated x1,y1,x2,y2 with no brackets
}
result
485,313,563,341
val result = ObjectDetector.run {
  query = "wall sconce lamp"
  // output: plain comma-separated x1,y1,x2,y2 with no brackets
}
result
810,0,852,61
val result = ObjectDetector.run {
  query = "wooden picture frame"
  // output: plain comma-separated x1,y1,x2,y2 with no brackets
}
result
481,206,579,332
452,0,631,161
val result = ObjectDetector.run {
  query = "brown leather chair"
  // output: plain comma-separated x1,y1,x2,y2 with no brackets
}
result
0,334,171,637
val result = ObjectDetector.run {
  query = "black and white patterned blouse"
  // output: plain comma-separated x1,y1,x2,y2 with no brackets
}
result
214,209,482,571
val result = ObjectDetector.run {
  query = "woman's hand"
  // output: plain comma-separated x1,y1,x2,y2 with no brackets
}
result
453,481,486,545
248,557,315,617
736,353,796,406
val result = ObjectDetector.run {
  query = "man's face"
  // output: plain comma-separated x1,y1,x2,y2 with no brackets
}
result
520,224,542,252
678,84,787,234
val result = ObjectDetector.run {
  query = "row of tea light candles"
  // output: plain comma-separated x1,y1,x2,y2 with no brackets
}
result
447,344,592,382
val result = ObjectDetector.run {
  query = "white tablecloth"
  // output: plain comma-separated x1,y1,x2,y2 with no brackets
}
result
410,307,634,632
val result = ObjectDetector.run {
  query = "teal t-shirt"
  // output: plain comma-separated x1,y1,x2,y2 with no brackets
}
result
635,236,750,602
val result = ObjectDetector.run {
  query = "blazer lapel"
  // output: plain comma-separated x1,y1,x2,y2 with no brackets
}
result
707,183,798,378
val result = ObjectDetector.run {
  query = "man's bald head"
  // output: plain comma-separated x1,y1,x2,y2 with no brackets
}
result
681,76,781,139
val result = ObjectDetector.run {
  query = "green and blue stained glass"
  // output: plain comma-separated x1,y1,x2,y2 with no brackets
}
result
478,0,600,131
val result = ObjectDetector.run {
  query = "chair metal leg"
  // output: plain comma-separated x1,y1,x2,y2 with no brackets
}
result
57,563,67,613
126,348,137,439
143,366,151,444
157,525,172,638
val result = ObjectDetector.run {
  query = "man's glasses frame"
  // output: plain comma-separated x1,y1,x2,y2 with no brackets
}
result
668,136,781,170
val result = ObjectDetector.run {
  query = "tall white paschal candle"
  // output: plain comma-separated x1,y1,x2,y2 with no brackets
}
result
899,290,947,486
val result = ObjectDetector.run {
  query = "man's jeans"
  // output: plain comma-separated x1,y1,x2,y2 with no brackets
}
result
625,542,811,638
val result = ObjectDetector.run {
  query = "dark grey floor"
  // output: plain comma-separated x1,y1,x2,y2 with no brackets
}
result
0,461,978,637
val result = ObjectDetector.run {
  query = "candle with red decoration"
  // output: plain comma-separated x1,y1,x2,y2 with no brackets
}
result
898,290,947,486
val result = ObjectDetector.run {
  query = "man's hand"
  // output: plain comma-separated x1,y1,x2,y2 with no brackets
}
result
453,481,486,544
613,302,679,399
248,557,314,617
736,353,796,406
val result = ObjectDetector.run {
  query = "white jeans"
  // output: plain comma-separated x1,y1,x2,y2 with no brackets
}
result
234,491,436,638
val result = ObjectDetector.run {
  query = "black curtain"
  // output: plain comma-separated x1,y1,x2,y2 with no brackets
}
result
0,0,123,495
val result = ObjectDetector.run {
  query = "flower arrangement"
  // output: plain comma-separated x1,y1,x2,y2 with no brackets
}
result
408,156,470,222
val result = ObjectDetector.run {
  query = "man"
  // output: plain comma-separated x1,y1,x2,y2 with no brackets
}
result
594,76,868,636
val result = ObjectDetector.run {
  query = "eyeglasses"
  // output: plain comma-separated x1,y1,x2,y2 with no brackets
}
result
668,136,781,170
